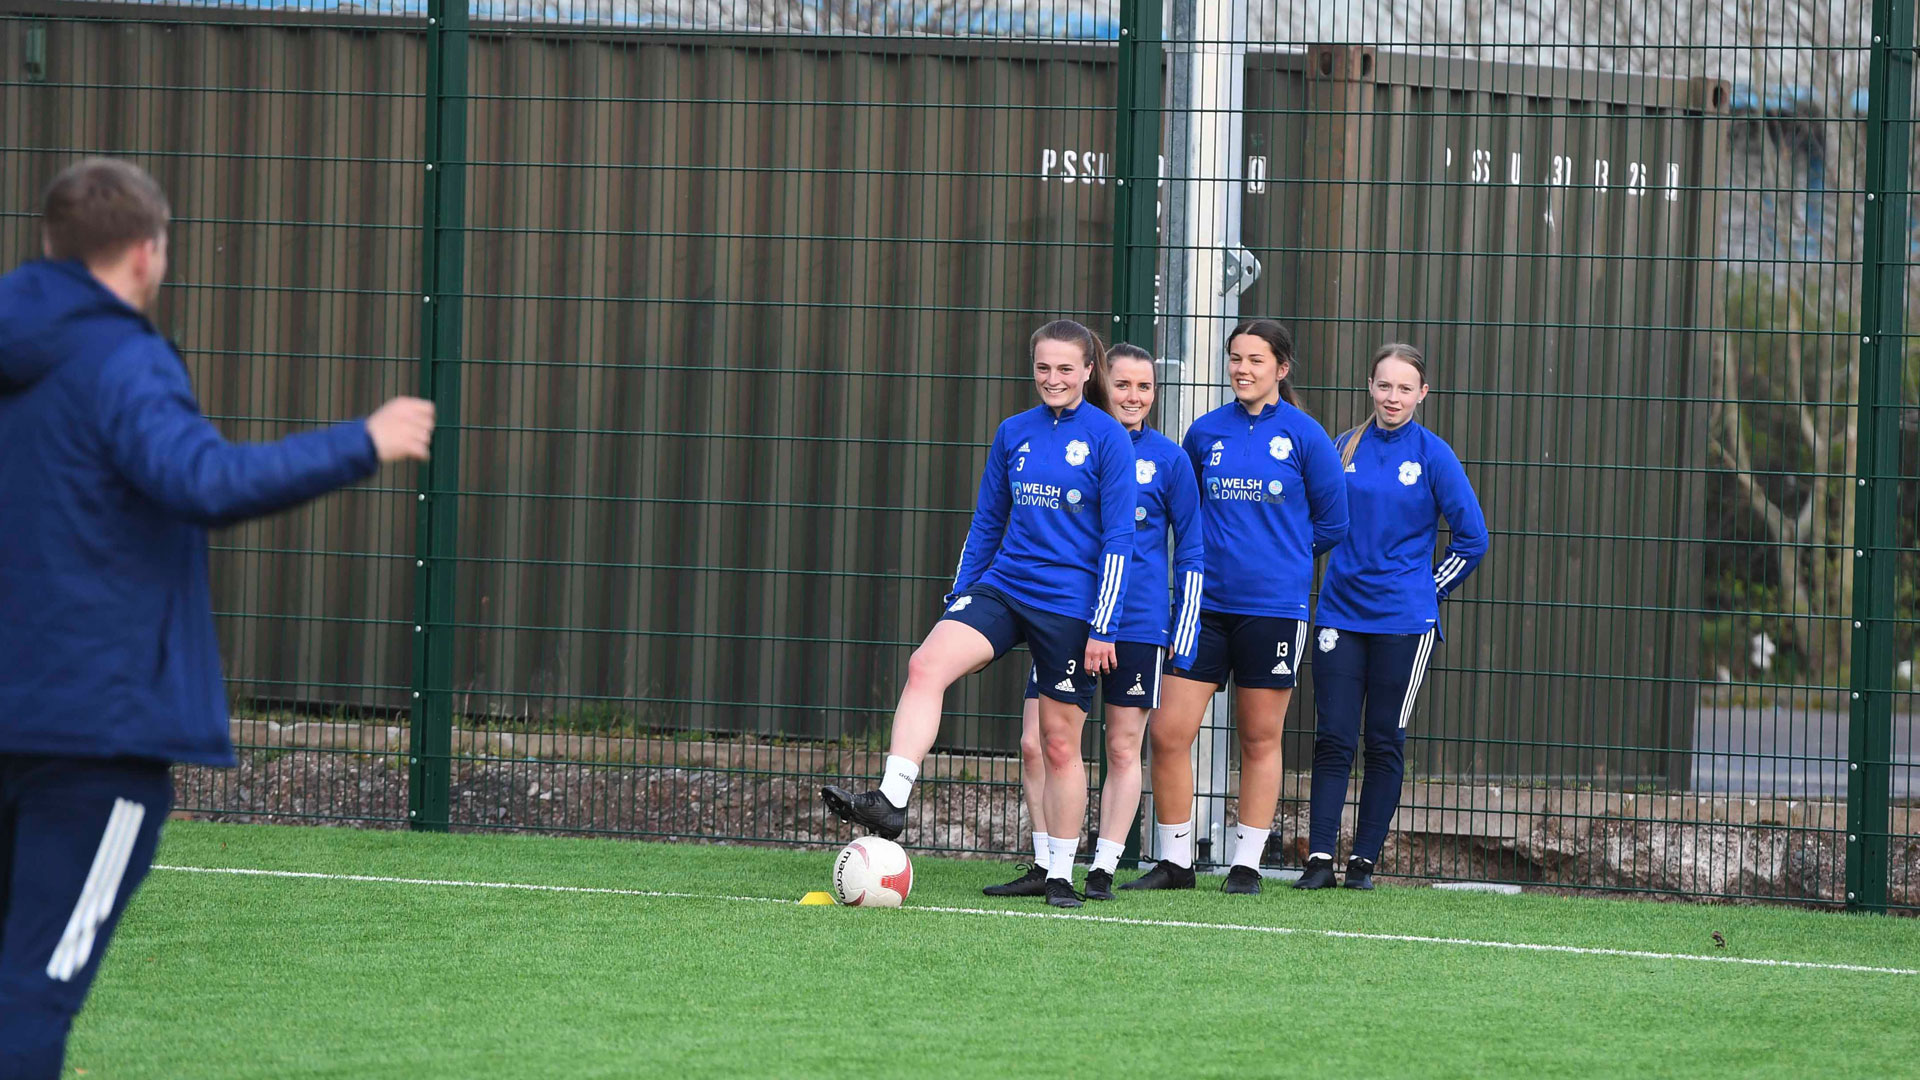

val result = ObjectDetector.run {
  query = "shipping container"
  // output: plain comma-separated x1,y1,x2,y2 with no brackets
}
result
0,14,1725,784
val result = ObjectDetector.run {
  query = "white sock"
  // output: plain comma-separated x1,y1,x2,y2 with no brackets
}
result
1048,835,1079,881
1309,851,1335,864
878,755,918,809
1093,837,1125,875
1032,832,1052,871
1154,819,1194,869
1232,824,1270,870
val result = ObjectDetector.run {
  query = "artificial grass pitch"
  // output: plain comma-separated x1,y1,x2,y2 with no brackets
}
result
68,822,1918,1080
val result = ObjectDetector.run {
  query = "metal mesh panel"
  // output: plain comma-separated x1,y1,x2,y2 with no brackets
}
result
2,0,1913,909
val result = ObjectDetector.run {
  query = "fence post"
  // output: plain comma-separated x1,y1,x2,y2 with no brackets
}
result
1847,0,1913,912
409,0,468,832
1110,0,1164,866
1111,0,1162,348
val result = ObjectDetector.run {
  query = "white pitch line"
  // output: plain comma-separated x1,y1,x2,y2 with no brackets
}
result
154,865,1918,977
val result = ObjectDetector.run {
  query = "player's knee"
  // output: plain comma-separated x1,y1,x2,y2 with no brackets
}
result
904,647,951,691
1364,729,1406,760
1149,722,1186,759
1041,728,1081,772
1314,721,1361,755
1106,737,1141,774
1240,726,1282,760
1019,728,1046,768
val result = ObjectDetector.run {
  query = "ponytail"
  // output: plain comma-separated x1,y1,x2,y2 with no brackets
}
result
1339,420,1371,469
1084,330,1112,412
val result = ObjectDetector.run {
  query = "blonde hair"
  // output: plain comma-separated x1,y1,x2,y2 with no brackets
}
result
1341,342,1428,469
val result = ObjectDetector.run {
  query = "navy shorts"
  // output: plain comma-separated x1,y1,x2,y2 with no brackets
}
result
941,585,1095,710
1024,640,1165,711
1168,611,1308,690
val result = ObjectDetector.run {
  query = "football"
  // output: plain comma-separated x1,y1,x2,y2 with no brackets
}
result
831,837,913,907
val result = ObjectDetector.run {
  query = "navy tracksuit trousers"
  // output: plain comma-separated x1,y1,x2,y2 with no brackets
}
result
1308,629,1437,863
0,755,172,1080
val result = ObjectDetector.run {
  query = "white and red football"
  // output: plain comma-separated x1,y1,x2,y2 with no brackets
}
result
831,837,913,907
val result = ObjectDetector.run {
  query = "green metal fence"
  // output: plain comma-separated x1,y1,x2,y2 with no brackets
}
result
2,0,1913,911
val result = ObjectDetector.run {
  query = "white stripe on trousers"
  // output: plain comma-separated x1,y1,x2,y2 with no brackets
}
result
1292,621,1308,677
46,797,146,982
1398,631,1438,729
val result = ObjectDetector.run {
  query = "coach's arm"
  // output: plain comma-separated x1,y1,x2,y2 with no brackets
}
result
94,338,432,527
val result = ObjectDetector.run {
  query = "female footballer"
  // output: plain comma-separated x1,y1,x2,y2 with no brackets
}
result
1125,320,1349,895
822,320,1138,908
1295,343,1487,890
982,343,1204,901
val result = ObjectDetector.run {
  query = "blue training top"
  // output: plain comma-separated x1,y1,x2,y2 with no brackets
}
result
1181,398,1349,620
949,401,1136,641
0,260,379,766
1113,426,1205,668
1315,419,1489,637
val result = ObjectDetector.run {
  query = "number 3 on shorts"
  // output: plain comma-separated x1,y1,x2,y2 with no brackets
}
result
1065,660,1077,675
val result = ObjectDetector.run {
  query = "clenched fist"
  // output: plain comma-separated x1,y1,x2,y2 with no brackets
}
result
365,397,436,463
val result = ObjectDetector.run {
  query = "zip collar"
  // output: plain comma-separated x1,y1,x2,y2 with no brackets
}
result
1373,417,1418,443
1234,399,1280,422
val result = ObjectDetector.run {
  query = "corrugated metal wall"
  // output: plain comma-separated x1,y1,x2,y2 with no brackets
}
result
449,35,1116,749
2,17,1720,779
1242,47,1724,780
1,16,426,736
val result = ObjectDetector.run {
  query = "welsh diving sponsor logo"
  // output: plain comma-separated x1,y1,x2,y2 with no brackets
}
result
1134,505,1148,523
1210,476,1282,503
1015,482,1064,509
1065,488,1085,513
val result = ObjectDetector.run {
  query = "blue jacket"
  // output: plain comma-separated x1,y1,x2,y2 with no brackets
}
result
949,402,1135,641
0,260,380,766
1181,398,1349,619
1315,419,1488,637
1113,426,1205,667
